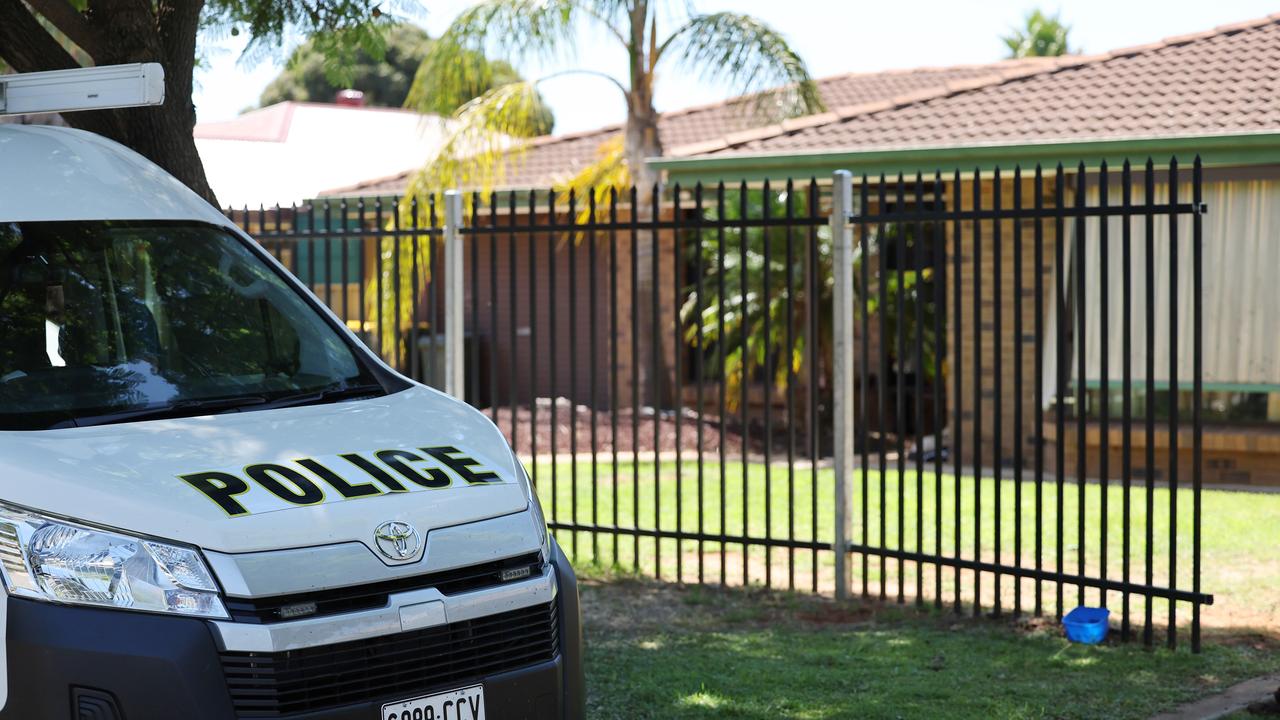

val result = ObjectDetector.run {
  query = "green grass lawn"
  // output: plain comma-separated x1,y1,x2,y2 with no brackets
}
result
580,578,1280,720
531,459,1280,634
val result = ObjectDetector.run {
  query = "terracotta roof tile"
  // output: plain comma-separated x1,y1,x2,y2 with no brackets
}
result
323,57,1055,195
702,15,1280,157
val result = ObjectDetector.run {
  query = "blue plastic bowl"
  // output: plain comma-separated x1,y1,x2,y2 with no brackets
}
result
1063,606,1111,644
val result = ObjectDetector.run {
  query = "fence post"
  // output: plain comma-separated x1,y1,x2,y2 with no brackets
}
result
443,191,465,399
831,170,855,601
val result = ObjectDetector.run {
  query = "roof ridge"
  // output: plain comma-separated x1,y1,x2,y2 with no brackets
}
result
513,55,1067,150
669,13,1280,158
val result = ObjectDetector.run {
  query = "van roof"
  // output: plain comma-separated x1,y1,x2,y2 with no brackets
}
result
0,124,233,227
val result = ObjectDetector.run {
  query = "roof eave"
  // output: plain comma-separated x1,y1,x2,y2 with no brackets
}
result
649,131,1280,184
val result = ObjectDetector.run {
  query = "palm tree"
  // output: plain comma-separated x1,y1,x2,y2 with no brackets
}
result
407,1,822,195
404,0,824,405
1001,9,1073,58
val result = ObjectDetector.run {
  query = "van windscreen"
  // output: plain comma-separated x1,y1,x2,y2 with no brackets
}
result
0,221,382,430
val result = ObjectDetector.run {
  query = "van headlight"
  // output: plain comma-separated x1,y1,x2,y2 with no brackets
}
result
0,503,228,619
511,452,550,559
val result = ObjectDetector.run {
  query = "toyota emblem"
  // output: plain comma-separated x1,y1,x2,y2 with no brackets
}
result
373,520,421,561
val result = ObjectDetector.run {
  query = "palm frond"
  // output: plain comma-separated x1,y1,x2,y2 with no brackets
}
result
656,11,824,123
556,134,628,232
403,80,545,209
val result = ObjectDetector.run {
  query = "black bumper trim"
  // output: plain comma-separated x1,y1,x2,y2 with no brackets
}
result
1,537,585,720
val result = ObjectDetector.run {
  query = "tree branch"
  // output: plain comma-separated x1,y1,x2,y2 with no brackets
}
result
0,0,82,72
23,0,102,59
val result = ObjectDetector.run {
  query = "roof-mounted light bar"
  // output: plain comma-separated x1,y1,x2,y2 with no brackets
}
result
0,62,164,117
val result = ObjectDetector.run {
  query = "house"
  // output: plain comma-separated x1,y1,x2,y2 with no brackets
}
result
646,13,1280,485
321,14,1280,485
196,96,452,208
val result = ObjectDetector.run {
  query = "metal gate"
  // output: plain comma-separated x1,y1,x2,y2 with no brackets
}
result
833,159,1209,650
236,156,1209,650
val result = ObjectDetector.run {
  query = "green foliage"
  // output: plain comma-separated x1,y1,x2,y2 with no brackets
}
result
1002,9,1073,58
406,1,825,196
656,12,823,125
256,20,555,130
204,1,409,86
679,186,831,410
678,188,941,407
259,23,431,107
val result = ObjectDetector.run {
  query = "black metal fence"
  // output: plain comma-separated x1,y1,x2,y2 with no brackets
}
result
234,157,1209,651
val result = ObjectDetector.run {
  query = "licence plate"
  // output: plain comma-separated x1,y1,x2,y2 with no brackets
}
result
381,685,485,720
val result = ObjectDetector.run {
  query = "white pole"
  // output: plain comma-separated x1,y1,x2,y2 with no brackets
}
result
830,170,855,601
443,191,466,399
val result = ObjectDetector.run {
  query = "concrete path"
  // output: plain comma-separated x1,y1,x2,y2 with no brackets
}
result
1150,674,1280,720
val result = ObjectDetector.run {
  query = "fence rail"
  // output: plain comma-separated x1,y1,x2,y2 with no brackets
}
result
233,156,1208,651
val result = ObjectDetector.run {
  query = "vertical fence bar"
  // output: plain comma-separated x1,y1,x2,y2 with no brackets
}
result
529,191,539,488
673,185,684,582
717,184,728,585
831,169,855,602
1143,159,1156,646
1191,156,1203,653
510,192,520,460
630,186,641,573
807,179,820,593
1053,165,1066,620
610,188,620,567
912,173,925,607
694,184,706,583
652,183,662,580
489,193,500,424
1034,165,1045,617
1167,158,1180,650
1099,162,1110,613
429,197,439,387
1012,166,1024,617
785,180,798,591
589,190,599,564
971,169,983,616
548,190,560,551
858,176,871,598
1074,164,1087,608
468,194,480,405
1121,160,1133,639
569,190,579,559
443,191,465,398
992,168,1003,616
738,182,749,587
952,169,964,614
877,175,889,601
894,173,906,605
408,200,419,382
762,181,773,589
932,172,945,609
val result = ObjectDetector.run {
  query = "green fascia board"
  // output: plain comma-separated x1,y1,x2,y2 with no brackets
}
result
650,132,1280,185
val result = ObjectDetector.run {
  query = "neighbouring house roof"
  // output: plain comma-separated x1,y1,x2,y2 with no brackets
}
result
195,102,450,207
320,57,1064,197
653,14,1280,180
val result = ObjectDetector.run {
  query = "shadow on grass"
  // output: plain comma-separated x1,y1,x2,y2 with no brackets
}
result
581,577,1280,720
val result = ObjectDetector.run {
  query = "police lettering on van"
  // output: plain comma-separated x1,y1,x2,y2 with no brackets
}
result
179,445,507,517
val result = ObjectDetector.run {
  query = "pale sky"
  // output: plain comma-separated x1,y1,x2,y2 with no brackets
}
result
193,0,1280,134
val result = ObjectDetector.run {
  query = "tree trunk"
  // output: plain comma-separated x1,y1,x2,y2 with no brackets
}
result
0,0,218,206
625,0,674,408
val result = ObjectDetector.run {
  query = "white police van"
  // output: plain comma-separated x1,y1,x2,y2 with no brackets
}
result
0,64,583,719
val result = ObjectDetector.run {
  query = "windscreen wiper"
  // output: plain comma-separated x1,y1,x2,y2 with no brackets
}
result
262,383,388,410
52,395,270,429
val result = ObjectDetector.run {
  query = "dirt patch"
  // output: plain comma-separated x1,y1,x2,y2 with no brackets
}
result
479,400,794,457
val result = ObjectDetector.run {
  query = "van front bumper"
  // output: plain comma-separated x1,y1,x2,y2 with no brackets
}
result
0,540,584,720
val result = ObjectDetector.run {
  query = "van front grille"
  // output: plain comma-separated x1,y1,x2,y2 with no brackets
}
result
221,600,558,717
223,553,544,624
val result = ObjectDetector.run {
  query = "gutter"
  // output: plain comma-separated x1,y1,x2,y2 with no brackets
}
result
648,132,1280,185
